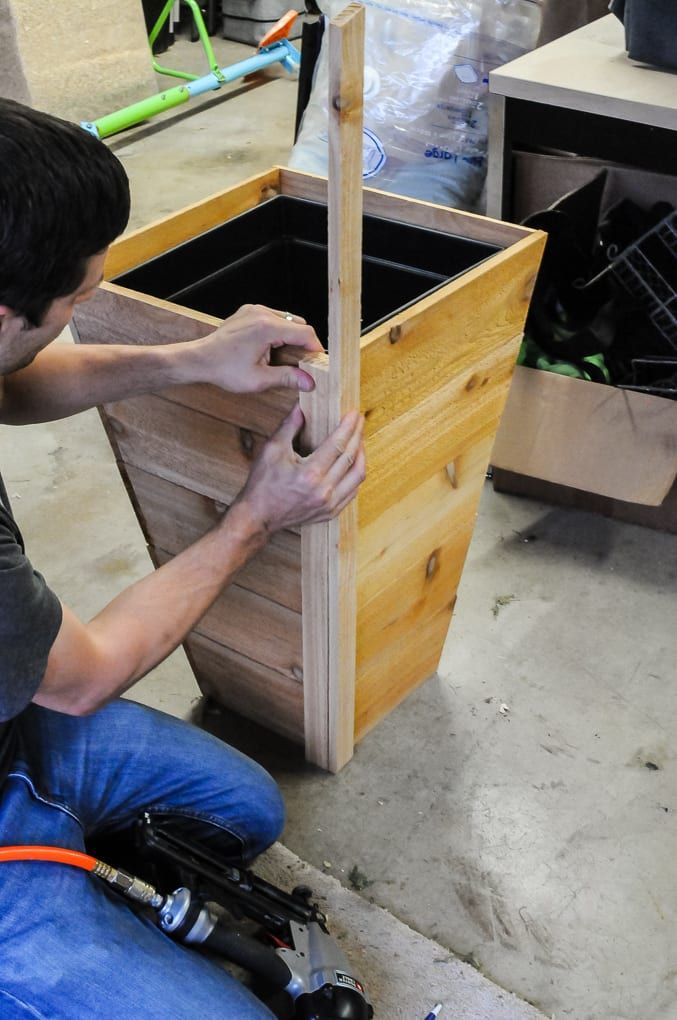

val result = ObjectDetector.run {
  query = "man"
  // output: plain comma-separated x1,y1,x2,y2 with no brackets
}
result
0,98,365,1018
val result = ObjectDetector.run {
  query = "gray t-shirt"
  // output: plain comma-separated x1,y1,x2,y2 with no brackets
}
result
0,471,62,784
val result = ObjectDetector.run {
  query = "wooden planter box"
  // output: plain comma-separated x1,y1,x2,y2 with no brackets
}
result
72,167,544,771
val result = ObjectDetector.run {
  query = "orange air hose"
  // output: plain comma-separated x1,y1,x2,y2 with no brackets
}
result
0,845,97,870
0,845,162,907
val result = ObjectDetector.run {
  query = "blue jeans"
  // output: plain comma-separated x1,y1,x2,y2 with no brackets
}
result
0,700,284,1019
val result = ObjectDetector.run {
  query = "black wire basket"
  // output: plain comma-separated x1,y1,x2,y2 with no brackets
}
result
609,208,677,352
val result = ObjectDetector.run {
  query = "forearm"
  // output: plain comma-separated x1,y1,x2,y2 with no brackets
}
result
89,502,265,702
35,402,365,716
41,500,266,714
0,341,201,424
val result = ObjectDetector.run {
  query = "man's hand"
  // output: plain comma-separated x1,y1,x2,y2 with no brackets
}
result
191,304,324,395
0,302,324,426
34,402,365,717
235,404,366,534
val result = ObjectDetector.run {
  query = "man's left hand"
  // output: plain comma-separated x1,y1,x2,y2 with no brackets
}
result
192,303,324,394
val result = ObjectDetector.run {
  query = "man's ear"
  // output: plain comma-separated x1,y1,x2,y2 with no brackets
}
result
0,307,26,341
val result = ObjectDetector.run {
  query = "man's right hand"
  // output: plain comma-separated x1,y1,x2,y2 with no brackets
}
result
235,403,366,535
33,404,364,719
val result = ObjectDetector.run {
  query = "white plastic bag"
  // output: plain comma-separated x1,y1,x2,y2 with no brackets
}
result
289,0,541,210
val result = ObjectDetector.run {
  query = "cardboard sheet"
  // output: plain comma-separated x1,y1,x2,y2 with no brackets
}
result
492,366,677,505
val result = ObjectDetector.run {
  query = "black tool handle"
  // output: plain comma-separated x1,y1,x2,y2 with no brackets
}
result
203,921,293,989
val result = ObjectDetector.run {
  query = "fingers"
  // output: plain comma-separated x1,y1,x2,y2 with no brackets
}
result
330,444,366,511
235,303,324,354
241,403,365,533
276,321,323,354
325,412,364,485
268,307,307,325
309,410,363,473
270,402,305,446
231,303,307,325
256,364,316,393
302,415,365,524
304,445,366,525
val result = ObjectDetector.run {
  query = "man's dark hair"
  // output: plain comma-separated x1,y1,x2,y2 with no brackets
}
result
0,99,130,326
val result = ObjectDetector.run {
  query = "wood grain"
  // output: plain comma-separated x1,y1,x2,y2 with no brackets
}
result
322,2,364,772
300,355,332,766
279,168,530,247
153,547,303,680
359,342,521,527
73,283,306,440
126,465,302,612
355,601,454,741
104,394,265,508
357,435,494,608
358,232,546,438
356,518,472,669
73,282,219,347
159,382,296,438
187,632,304,743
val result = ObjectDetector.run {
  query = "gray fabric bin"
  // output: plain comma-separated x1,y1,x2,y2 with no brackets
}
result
611,0,677,71
222,0,303,45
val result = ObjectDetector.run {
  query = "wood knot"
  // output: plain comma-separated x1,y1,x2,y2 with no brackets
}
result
446,461,458,489
260,185,279,201
239,428,256,459
426,549,440,581
465,374,478,391
389,325,402,345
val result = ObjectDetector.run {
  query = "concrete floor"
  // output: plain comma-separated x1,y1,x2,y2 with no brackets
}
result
4,32,677,1020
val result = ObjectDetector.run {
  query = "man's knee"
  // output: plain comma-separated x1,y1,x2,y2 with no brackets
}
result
142,765,285,864
246,774,285,856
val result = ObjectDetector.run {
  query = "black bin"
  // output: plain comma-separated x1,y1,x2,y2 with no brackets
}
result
113,196,500,348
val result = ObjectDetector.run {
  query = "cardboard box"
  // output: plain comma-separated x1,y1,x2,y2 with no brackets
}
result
493,367,677,505
491,152,677,525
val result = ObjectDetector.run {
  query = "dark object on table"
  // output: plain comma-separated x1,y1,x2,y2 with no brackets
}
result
621,356,677,397
295,3,325,142
191,2,220,39
603,206,677,349
611,0,677,71
521,172,677,396
538,0,610,46
521,172,615,383
142,0,174,54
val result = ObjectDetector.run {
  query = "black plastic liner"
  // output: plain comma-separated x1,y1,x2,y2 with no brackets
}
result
114,196,500,347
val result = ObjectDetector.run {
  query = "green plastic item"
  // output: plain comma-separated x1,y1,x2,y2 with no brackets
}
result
148,0,223,84
81,3,300,141
518,336,611,384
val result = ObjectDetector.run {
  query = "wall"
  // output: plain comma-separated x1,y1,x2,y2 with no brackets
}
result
0,0,30,103
539,0,611,45
1,0,157,122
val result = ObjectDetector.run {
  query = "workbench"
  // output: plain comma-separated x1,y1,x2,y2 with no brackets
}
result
486,14,677,220
487,14,677,532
